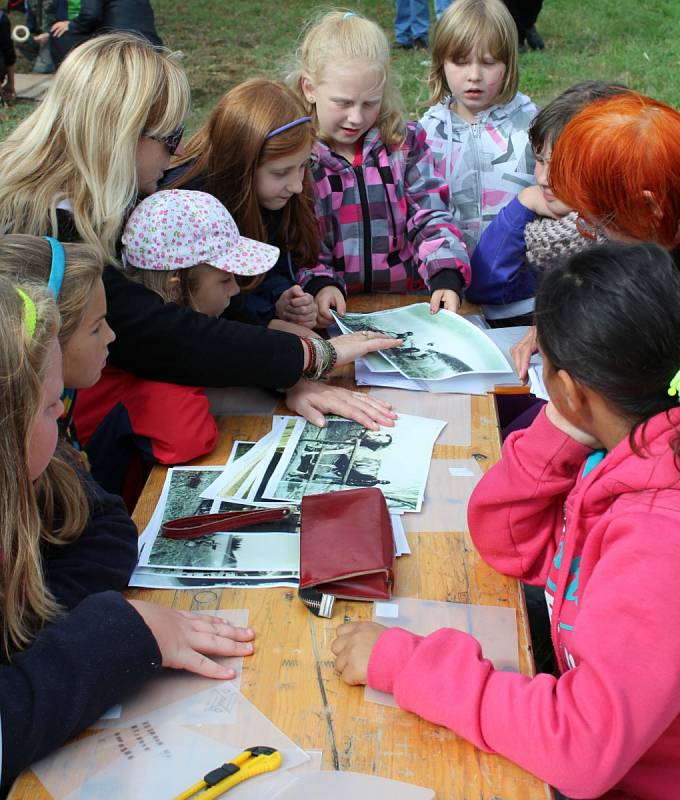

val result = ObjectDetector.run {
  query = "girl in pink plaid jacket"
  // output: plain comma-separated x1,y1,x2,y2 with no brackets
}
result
289,10,471,327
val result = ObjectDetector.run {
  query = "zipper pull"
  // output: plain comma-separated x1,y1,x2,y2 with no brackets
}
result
298,587,335,618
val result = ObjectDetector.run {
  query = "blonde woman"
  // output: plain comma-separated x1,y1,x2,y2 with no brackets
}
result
288,9,470,326
0,33,404,491
0,277,255,792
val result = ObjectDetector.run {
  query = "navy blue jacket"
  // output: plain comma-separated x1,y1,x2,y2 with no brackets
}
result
0,476,161,792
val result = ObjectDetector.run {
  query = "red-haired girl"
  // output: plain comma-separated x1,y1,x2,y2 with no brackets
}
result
166,79,319,329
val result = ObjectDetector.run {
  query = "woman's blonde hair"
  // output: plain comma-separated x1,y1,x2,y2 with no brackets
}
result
0,235,103,349
0,33,190,264
287,9,406,148
170,79,319,270
0,277,88,658
428,0,519,106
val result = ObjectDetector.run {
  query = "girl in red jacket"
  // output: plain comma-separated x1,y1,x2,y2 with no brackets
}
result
332,242,680,800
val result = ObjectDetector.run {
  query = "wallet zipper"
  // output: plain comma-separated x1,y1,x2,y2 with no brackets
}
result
298,587,335,618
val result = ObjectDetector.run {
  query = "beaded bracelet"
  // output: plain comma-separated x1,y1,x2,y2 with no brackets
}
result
301,336,338,380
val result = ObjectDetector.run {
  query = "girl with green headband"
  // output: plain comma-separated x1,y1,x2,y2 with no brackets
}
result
0,276,254,793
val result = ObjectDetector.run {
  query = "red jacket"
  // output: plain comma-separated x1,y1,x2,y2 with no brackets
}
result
368,407,680,799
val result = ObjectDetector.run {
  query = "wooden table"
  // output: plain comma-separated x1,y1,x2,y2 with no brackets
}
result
10,297,551,799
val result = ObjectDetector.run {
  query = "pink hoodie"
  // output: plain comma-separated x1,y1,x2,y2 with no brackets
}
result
368,407,680,799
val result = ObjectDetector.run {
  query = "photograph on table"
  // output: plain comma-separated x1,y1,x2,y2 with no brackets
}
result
161,467,218,522
334,303,510,380
145,528,299,572
143,493,299,571
201,417,300,503
263,414,446,512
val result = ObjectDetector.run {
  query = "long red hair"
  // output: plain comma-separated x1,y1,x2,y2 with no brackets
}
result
169,79,319,269
550,93,680,249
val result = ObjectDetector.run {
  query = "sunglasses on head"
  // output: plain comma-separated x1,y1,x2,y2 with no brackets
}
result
144,123,185,155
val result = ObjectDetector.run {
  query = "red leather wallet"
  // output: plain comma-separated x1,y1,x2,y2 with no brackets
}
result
299,488,394,616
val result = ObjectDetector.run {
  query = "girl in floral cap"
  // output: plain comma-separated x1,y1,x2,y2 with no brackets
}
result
73,189,279,499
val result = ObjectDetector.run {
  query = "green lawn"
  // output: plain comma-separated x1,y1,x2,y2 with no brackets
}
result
2,0,680,138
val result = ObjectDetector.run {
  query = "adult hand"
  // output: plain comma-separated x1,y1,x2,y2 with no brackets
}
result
285,379,398,430
128,600,255,679
430,288,460,314
545,401,603,449
331,621,386,685
518,185,566,219
33,32,49,44
330,330,402,367
50,20,70,37
275,285,318,329
316,286,346,327
511,325,538,384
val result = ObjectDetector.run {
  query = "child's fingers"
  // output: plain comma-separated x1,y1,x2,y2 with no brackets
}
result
185,628,255,658
177,612,255,641
288,293,315,309
176,650,238,680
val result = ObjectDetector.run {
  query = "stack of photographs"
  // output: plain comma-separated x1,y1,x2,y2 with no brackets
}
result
131,414,425,589
333,303,517,394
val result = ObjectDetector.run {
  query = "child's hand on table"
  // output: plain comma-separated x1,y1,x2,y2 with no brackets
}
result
275,285,318,329
331,621,386,685
430,289,460,314
316,285,346,327
128,600,255,679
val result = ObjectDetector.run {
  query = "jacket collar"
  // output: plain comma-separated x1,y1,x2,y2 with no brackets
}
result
311,127,384,171
425,91,534,126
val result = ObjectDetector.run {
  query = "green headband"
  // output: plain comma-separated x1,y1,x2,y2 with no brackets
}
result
15,288,37,339
668,370,680,400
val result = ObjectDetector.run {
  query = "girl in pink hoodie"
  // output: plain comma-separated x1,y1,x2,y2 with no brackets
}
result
332,242,680,800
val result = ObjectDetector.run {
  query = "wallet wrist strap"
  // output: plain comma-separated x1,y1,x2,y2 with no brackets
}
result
161,506,294,539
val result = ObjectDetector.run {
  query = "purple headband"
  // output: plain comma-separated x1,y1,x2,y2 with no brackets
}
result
265,116,312,140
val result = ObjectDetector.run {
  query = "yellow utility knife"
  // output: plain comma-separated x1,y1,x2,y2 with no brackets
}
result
173,745,282,799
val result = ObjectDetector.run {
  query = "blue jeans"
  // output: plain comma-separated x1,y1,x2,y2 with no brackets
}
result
394,0,430,44
434,0,453,19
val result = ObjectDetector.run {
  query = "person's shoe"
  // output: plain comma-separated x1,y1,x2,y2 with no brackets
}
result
393,41,413,50
525,26,545,50
413,38,429,50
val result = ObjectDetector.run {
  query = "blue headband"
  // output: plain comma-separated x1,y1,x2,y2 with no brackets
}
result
265,116,312,140
44,236,65,298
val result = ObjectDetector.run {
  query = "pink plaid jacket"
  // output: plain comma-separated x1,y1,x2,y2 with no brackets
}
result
298,122,470,296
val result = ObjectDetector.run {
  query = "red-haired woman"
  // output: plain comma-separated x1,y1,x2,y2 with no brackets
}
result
512,91,680,381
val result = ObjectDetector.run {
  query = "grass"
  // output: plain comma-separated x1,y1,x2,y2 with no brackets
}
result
2,0,680,138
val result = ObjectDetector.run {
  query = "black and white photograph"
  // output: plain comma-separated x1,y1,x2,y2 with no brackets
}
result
263,414,446,512
335,303,510,380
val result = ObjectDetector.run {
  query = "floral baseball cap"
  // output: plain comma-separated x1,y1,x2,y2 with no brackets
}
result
121,189,279,275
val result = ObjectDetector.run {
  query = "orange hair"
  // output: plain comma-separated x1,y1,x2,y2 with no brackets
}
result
550,93,680,249
169,79,319,269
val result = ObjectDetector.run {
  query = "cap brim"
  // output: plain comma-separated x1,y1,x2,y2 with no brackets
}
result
209,235,280,276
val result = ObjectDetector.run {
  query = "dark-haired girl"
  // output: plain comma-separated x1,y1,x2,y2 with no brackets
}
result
331,242,680,799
